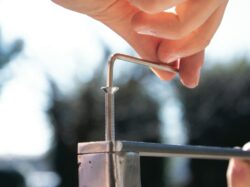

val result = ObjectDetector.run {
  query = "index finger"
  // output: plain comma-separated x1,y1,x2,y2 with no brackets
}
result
129,0,185,14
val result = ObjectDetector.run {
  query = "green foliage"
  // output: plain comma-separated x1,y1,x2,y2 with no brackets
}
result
0,170,25,187
0,29,23,70
177,59,250,187
0,28,24,93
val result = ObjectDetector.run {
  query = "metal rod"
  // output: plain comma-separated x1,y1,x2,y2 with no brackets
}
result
101,87,119,141
102,53,179,142
106,53,179,88
116,141,250,160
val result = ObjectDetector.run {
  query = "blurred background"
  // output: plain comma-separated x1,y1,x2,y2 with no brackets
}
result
0,1,250,187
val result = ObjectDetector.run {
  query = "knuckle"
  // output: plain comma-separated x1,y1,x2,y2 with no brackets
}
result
167,19,193,40
201,37,211,48
137,0,161,14
176,18,199,38
176,26,188,38
195,32,212,49
169,25,189,40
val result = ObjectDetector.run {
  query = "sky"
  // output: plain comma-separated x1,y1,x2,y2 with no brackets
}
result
0,0,250,157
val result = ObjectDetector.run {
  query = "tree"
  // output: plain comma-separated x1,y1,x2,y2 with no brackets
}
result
0,28,23,90
177,59,250,187
0,29,23,69
0,27,25,187
0,169,25,187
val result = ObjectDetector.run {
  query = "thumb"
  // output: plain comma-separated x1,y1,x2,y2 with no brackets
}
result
227,143,250,187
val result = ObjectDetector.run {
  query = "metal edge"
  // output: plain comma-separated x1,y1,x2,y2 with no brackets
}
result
78,141,112,154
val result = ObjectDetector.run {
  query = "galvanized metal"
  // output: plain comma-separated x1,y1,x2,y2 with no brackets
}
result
78,153,112,187
78,142,141,187
114,152,141,187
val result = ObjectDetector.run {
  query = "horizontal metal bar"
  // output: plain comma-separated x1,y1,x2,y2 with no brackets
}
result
116,141,250,160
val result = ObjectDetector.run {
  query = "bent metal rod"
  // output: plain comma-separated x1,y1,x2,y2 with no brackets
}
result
101,53,179,141
101,53,250,160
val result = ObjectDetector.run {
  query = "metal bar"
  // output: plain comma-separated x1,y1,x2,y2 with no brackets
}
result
114,152,141,187
115,141,250,160
101,87,119,141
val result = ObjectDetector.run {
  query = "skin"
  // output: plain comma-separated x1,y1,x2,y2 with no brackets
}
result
51,0,228,88
227,143,250,187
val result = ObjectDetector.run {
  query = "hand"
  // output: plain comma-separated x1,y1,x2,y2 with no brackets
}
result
51,0,228,88
227,142,250,187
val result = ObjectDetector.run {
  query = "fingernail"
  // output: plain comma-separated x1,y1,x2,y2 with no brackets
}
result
243,142,250,151
180,78,198,89
181,69,201,89
164,55,179,64
137,29,157,36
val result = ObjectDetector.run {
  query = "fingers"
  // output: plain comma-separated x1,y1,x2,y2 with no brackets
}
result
51,0,118,16
132,0,226,40
243,142,250,152
227,143,250,187
152,50,204,88
130,0,228,88
179,50,204,88
227,159,250,187
151,60,179,81
157,1,228,63
129,0,185,14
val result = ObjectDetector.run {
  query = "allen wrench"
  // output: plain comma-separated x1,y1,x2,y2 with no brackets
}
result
101,53,178,141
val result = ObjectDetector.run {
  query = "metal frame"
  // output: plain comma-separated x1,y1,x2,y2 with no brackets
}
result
78,54,250,187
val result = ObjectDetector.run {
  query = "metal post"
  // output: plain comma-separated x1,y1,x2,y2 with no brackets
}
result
101,87,119,141
78,141,141,187
78,153,111,187
115,152,141,187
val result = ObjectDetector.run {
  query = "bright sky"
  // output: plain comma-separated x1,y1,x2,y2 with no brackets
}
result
0,0,250,157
